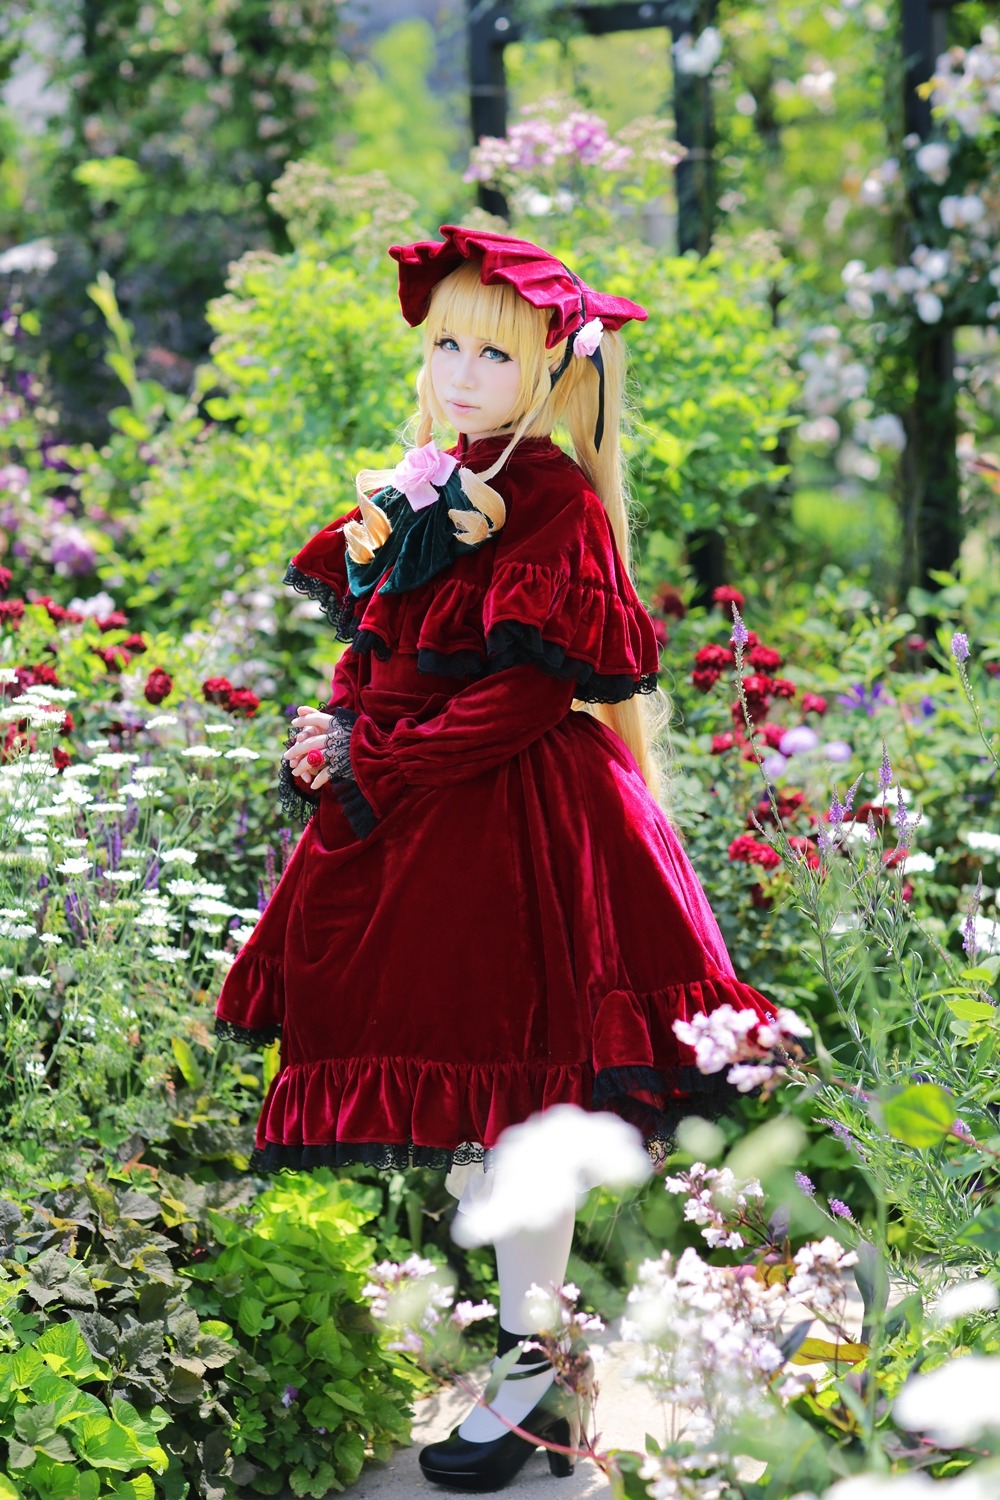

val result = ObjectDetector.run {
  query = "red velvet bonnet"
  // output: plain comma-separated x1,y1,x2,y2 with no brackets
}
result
388,225,648,349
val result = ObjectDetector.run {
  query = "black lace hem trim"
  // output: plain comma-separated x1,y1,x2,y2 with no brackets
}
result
593,1064,753,1161
249,1140,490,1173
214,1016,282,1047
283,562,358,641
278,723,320,826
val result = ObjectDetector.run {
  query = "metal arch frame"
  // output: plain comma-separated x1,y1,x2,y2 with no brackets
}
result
467,0,718,255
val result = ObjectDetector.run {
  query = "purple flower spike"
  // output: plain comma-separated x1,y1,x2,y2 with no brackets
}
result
731,605,749,650
795,1171,816,1198
829,1198,854,1220
962,874,983,960
878,741,892,793
951,631,970,664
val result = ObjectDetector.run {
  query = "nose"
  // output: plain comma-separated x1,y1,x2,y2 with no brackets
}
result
452,352,477,390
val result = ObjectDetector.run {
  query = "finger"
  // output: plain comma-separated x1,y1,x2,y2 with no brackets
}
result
311,767,330,790
283,733,327,763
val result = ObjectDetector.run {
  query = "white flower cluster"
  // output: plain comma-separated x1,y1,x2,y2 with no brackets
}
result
663,1163,764,1250
622,1246,796,1441
361,1255,495,1357
930,24,1000,140
787,1236,859,1309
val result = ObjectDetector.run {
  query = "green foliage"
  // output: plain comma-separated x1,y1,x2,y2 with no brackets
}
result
0,1170,417,1498
184,1173,420,1495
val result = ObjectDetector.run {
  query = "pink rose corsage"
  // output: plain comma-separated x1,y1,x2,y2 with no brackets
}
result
573,317,605,358
390,441,458,511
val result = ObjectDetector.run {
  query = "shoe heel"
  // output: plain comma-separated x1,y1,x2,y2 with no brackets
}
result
545,1418,574,1478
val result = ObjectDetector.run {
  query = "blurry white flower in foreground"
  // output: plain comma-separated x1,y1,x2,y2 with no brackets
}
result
892,1353,1000,1445
824,1475,936,1498
931,1278,999,1324
451,1104,651,1247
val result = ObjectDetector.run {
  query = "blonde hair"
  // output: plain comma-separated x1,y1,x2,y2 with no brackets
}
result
404,257,665,795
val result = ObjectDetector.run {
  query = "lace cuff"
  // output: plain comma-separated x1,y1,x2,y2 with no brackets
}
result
278,722,321,826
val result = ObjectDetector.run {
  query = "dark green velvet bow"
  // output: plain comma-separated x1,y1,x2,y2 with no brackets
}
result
345,470,496,598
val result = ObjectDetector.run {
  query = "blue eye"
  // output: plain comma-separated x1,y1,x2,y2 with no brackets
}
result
435,336,459,351
482,346,510,363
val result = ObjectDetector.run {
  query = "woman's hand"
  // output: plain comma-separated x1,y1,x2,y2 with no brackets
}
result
283,705,334,790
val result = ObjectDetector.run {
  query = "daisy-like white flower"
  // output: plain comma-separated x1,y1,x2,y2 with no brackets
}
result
224,747,261,761
145,714,179,728
159,848,198,865
181,745,222,760
56,857,91,876
148,944,190,963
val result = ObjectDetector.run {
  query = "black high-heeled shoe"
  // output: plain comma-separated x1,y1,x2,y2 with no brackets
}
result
418,1359,591,1492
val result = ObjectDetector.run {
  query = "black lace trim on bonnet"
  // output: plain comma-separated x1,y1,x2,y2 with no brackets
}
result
283,562,358,641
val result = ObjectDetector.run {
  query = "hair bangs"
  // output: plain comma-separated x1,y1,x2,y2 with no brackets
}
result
423,259,548,367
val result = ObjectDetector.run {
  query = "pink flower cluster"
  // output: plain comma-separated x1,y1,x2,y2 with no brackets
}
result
465,104,634,184
663,1162,764,1250
672,1004,811,1092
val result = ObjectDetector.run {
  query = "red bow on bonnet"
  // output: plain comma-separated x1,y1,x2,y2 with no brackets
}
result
389,225,648,349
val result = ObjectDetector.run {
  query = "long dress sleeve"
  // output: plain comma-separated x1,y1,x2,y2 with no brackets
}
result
347,666,577,823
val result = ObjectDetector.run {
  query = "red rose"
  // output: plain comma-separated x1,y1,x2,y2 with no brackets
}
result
60,711,74,736
712,586,745,610
759,723,785,749
17,663,61,690
750,882,773,910
711,732,736,754
0,600,25,628
651,617,669,649
202,676,234,705
901,882,914,904
904,634,927,654
802,692,828,716
123,633,148,654
3,724,36,759
651,583,687,619
38,597,86,624
728,834,781,870
0,566,11,595
777,790,806,817
772,678,797,699
226,687,260,718
144,667,173,705
692,668,721,692
986,662,1000,679
53,746,72,772
742,674,775,700
97,611,130,632
748,645,783,672
695,643,733,670
94,645,131,673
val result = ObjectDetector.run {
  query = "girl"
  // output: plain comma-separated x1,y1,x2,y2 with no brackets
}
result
215,226,775,1491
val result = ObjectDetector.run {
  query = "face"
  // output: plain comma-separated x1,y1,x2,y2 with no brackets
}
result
429,330,522,440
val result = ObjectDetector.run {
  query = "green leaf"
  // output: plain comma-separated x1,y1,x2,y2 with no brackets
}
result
13,1402,76,1463
333,1430,365,1486
35,1320,106,1381
0,1477,19,1500
945,998,997,1022
24,1251,97,1310
171,1036,204,1090
107,1477,156,1500
957,1205,1000,1254
882,1083,955,1148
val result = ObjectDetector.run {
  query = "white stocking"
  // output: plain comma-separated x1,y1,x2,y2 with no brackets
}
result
457,1209,576,1443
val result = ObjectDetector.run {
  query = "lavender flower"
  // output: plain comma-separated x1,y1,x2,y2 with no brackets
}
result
731,605,749,650
828,1198,854,1221
878,741,892,792
951,631,970,664
794,1172,816,1198
962,875,983,960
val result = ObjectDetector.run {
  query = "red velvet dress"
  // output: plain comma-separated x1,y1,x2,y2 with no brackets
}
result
215,434,775,1171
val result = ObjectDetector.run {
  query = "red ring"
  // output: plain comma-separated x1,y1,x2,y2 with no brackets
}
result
305,749,325,768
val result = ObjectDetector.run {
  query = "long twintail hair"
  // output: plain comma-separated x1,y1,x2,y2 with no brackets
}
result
403,257,668,797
